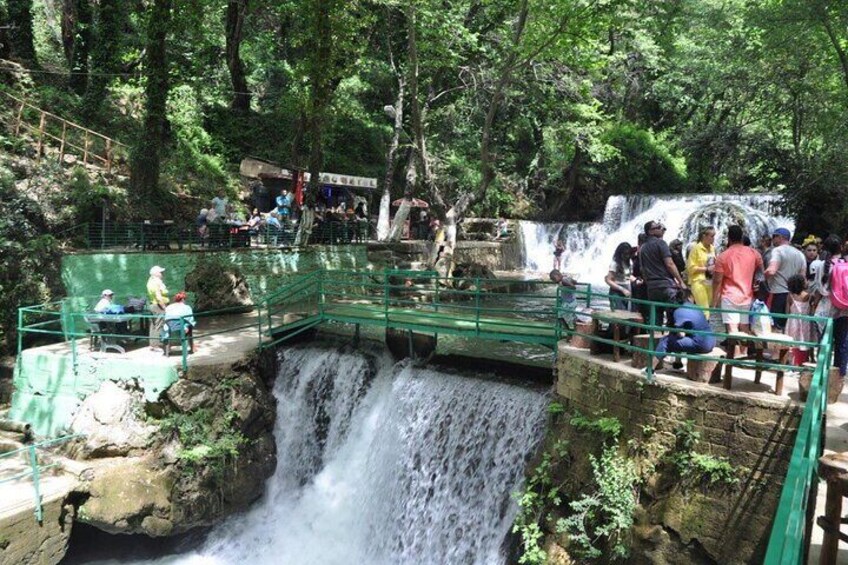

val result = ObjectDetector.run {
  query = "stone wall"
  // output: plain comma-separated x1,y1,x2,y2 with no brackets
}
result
553,345,801,564
0,493,74,565
365,240,523,272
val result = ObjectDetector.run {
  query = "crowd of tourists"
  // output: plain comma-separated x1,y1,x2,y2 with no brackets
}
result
588,222,848,377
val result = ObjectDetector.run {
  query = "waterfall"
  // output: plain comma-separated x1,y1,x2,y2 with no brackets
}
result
107,345,548,565
520,193,793,285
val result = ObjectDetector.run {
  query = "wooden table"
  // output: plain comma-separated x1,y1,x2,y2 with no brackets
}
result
818,452,848,564
592,310,644,362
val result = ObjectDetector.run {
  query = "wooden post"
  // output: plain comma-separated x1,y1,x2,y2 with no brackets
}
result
15,99,26,135
105,138,112,174
59,122,67,164
36,111,46,161
83,131,90,165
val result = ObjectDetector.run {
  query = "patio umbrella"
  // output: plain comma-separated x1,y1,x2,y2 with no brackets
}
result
391,197,429,208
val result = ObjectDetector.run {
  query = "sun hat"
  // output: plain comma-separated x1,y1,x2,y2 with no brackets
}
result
149,266,166,276
101,289,114,296
772,228,791,240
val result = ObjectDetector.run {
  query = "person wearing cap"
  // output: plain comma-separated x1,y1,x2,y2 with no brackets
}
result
765,228,805,330
94,289,115,313
639,220,687,328
146,266,169,350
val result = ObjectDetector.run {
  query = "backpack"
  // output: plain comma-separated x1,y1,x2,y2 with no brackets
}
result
829,260,848,310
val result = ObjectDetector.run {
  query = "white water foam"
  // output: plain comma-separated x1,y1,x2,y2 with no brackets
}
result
99,345,548,565
520,193,793,285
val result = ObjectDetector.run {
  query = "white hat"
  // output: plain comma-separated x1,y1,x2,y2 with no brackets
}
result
149,266,166,276
102,289,114,296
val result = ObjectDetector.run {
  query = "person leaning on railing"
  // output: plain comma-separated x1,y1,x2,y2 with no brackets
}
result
146,266,169,351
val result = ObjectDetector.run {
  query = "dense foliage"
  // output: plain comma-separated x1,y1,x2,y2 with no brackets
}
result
0,0,845,230
0,167,65,351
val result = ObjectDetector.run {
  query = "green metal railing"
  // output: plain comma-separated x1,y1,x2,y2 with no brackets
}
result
0,434,82,522
16,270,834,556
57,220,371,251
764,320,834,563
17,297,259,374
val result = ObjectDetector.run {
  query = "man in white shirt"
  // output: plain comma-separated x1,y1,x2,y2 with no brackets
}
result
94,289,115,313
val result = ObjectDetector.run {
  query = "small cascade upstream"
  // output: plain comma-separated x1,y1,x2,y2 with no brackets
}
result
520,193,793,285
106,345,548,565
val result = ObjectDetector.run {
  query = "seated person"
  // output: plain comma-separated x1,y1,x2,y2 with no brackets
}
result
654,293,716,370
196,208,210,241
247,208,263,233
94,289,116,313
163,292,197,352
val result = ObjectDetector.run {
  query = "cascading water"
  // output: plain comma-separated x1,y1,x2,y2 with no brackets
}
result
101,345,548,565
520,193,793,285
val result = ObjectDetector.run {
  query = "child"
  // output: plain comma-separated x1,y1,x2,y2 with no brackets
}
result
553,240,566,271
550,269,578,329
785,274,814,366
749,284,773,337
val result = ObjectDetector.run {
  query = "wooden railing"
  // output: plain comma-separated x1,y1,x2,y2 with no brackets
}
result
4,92,127,174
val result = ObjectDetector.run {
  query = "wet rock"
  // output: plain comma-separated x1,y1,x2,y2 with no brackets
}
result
166,379,213,412
70,380,156,458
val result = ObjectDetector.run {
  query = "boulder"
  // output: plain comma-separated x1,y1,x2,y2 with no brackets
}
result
70,380,156,458
184,256,253,313
165,379,213,412
78,457,175,536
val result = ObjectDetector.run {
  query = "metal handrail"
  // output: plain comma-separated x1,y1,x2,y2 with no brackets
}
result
0,434,83,522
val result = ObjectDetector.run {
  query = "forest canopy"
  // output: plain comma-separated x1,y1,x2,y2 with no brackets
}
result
0,0,846,232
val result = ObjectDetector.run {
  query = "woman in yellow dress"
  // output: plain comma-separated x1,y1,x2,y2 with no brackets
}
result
687,226,716,317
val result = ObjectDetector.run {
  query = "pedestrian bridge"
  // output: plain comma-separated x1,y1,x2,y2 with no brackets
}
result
259,269,567,349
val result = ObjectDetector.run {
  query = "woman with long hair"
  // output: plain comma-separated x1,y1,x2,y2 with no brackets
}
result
605,242,634,311
811,235,848,378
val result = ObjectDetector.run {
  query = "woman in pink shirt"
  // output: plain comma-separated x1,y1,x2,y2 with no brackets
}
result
711,225,764,334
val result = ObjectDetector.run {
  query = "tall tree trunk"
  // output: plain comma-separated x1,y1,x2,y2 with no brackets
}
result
377,74,405,241
406,5,435,207
68,0,92,94
130,0,172,205
7,0,38,65
0,4,11,59
388,154,416,242
84,0,124,120
61,0,77,66
296,0,333,245
225,0,251,112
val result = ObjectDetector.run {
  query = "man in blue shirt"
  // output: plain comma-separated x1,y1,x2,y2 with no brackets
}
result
654,297,716,370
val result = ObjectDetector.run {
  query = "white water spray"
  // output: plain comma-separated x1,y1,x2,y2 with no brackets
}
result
520,193,793,285
110,345,548,565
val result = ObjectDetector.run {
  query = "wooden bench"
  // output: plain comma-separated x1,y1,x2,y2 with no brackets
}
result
686,347,726,383
723,332,793,395
591,310,644,362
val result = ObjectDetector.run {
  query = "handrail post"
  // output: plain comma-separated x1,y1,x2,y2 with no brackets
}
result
383,271,389,324
36,111,46,161
105,138,112,174
83,131,90,165
28,445,43,522
646,302,656,381
585,283,592,308
59,122,67,163
15,98,25,135
475,277,481,335
180,323,188,373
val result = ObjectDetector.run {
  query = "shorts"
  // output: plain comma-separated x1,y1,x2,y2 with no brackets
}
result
721,298,751,325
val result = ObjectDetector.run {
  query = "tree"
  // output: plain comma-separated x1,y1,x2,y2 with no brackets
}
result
7,0,38,65
83,0,125,119
130,0,173,205
225,0,251,112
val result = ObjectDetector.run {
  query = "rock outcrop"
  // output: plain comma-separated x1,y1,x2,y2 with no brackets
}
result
72,351,277,536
